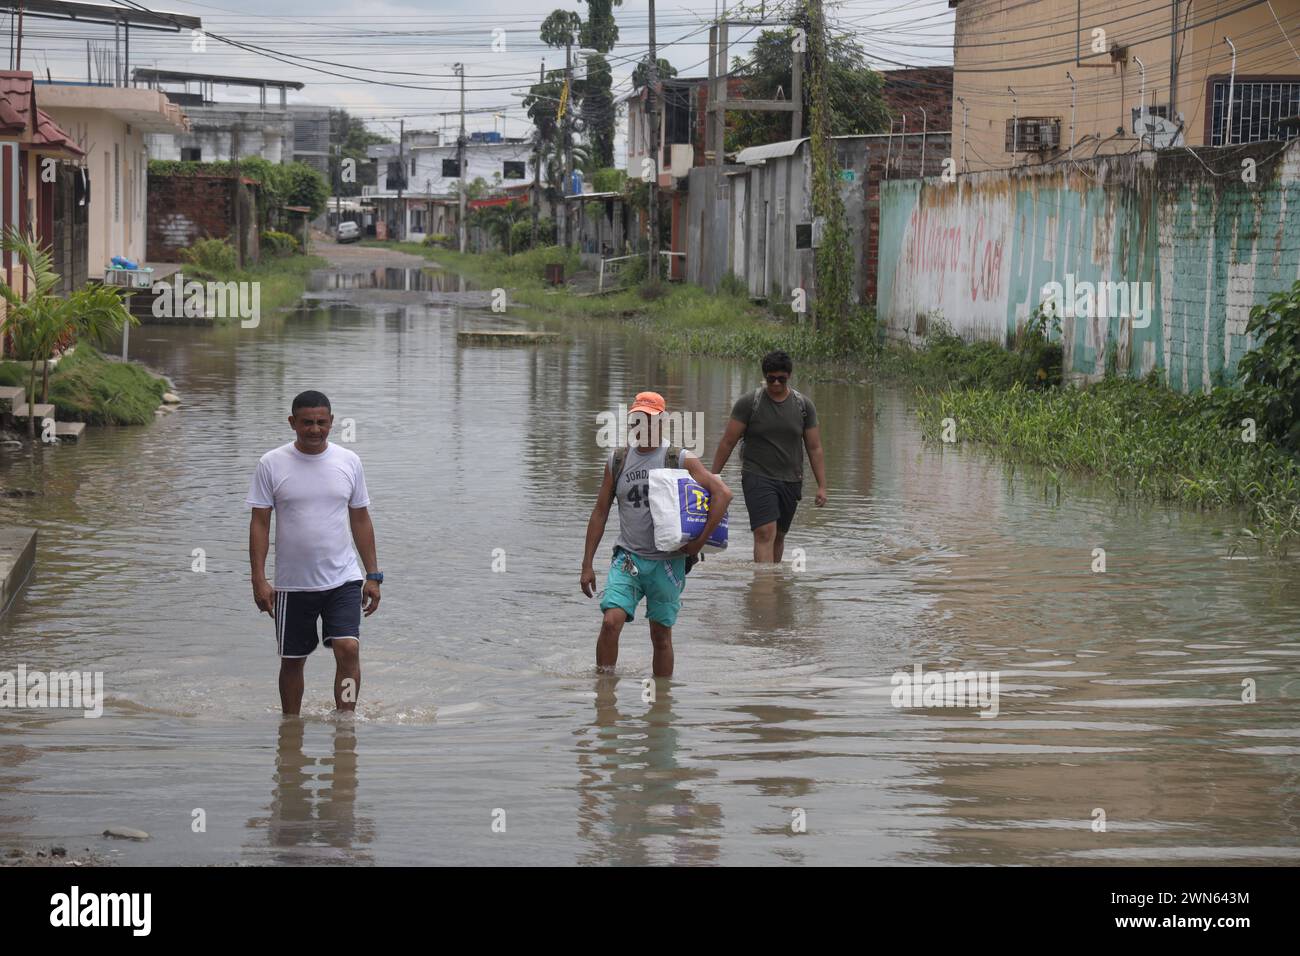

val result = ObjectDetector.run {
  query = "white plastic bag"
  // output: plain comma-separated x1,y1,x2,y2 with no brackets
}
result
648,468,729,553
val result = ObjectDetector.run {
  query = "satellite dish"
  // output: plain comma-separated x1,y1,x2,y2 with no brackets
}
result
1132,108,1184,148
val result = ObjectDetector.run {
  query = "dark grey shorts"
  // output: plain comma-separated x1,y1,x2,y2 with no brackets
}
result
273,580,362,658
741,472,803,533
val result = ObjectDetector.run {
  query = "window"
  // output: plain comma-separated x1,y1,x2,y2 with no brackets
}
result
410,157,416,176
411,208,425,232
442,158,461,178
1210,79,1300,145
503,160,526,180
181,147,202,161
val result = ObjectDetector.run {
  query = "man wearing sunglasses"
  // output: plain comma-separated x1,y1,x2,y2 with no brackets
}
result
711,350,826,563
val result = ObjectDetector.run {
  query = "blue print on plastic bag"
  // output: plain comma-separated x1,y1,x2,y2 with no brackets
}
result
676,476,728,548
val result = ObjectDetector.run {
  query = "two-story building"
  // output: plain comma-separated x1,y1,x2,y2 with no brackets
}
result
949,0,1300,171
367,132,535,242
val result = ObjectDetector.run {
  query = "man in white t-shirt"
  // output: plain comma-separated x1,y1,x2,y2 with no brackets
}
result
247,390,382,715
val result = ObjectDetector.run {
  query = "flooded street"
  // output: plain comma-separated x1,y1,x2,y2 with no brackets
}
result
1,262,1298,866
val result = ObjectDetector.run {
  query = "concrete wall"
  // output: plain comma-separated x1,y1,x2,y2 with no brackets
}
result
686,134,951,307
146,104,292,164
876,140,1300,392
147,173,260,265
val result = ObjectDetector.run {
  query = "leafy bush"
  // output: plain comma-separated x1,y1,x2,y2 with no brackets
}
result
509,219,536,253
422,234,453,249
591,167,627,193
180,237,238,276
261,230,299,257
1217,281,1300,451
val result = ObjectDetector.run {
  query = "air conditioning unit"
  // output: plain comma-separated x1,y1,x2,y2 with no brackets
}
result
1005,117,1061,152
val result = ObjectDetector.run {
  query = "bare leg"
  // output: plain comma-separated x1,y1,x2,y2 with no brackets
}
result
649,621,674,678
330,638,360,712
773,530,787,563
596,608,627,670
279,657,306,716
753,521,777,563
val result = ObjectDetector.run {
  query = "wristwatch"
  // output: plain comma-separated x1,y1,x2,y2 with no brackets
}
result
366,572,384,583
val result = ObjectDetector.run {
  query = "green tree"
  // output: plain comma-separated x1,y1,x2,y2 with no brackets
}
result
329,108,390,197
0,227,136,437
727,25,890,151
631,56,677,89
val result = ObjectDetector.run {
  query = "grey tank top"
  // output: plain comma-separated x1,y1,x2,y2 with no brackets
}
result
607,445,695,559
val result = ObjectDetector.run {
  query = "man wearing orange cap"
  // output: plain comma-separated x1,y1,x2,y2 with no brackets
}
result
581,392,732,677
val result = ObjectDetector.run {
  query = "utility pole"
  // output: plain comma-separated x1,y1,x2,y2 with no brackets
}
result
456,63,467,253
562,39,574,250
396,118,405,241
647,0,659,284
532,59,543,246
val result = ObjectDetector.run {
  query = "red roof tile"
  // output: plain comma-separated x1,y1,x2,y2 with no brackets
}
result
34,107,84,156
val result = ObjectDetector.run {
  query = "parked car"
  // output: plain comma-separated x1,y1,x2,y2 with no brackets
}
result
336,221,360,243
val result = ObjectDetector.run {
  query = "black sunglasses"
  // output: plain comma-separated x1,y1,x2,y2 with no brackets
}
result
765,374,789,384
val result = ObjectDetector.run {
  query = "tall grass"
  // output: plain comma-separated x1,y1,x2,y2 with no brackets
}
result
916,377,1300,554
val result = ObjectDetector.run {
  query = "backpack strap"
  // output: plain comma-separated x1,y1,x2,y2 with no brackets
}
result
791,388,808,428
665,444,681,469
608,447,628,505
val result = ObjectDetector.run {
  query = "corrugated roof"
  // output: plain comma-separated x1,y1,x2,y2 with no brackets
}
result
735,137,808,165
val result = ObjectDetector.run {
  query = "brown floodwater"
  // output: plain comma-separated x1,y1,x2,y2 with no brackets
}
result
1,268,1298,865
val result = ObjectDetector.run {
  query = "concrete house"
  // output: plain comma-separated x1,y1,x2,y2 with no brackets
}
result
368,134,535,242
0,71,86,303
38,83,190,275
949,0,1300,172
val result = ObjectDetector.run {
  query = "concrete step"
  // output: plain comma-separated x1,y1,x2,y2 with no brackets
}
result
54,422,86,442
0,385,23,411
12,403,55,420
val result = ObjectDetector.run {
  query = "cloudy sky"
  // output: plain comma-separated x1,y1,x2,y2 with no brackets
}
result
7,0,956,155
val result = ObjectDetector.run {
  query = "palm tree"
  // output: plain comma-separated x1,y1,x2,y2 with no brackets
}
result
1,226,137,438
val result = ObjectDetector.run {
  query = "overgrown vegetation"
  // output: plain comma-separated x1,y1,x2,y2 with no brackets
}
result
375,239,881,363
260,230,300,257
903,284,1300,554
149,158,329,224
0,346,165,425
178,237,327,315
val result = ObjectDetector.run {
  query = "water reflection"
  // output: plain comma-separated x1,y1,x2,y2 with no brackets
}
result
575,677,722,865
247,718,374,864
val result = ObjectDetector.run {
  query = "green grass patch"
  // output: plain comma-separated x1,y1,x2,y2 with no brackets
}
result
184,252,329,316
0,345,167,425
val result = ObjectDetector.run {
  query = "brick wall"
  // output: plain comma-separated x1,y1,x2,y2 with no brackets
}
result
147,173,260,266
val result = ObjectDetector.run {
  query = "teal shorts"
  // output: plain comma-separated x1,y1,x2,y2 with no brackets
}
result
599,548,687,627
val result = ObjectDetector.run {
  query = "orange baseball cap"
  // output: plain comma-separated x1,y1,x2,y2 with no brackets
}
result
629,391,666,415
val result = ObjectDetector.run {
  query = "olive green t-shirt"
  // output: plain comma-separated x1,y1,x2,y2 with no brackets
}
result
730,387,818,482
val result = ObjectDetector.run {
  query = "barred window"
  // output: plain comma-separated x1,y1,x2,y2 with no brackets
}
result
1210,80,1300,146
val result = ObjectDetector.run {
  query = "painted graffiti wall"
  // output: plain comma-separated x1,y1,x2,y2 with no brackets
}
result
877,141,1300,392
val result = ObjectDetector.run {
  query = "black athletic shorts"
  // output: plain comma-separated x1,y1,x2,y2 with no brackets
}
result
273,580,363,658
741,472,803,533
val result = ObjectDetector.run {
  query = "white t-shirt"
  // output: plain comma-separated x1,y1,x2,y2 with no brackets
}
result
246,441,371,591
